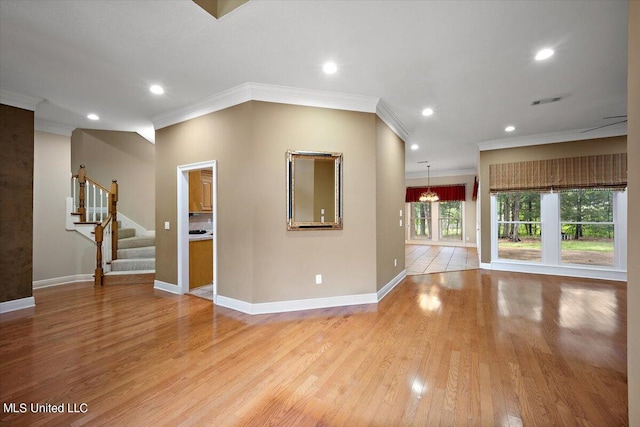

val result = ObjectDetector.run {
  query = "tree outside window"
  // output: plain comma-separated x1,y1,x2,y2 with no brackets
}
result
496,192,542,262
439,201,462,241
560,189,614,266
411,202,432,239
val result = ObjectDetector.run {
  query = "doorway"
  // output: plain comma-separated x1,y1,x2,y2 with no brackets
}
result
177,161,217,301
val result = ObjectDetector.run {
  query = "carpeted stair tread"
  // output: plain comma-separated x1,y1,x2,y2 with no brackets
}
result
118,236,155,249
111,258,156,272
117,246,155,259
118,228,136,239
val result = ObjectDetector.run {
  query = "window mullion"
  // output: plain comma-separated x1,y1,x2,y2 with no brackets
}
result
541,192,560,265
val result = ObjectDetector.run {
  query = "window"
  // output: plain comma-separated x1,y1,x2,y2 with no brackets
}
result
409,200,464,242
491,189,626,271
560,190,614,267
438,201,462,241
496,192,541,262
410,202,432,239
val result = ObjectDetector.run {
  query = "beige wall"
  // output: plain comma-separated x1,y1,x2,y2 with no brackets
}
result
250,102,376,302
627,1,639,424
71,129,155,230
156,102,253,300
478,136,627,263
33,131,94,282
155,101,404,303
405,174,477,245
0,104,33,303
375,116,406,290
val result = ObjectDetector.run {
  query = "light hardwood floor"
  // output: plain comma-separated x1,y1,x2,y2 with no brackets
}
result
0,271,627,426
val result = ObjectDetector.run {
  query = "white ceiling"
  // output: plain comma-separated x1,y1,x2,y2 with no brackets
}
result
0,0,628,177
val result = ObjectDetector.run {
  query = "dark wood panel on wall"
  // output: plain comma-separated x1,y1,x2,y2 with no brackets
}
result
0,104,34,303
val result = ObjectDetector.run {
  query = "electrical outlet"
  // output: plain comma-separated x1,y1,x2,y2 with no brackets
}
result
399,219,403,227
399,210,403,217
315,274,322,285
394,258,397,267
164,221,170,230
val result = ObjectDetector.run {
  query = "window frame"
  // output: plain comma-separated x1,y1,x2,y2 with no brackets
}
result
490,190,627,273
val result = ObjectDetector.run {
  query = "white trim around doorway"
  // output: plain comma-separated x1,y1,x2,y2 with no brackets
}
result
176,161,218,299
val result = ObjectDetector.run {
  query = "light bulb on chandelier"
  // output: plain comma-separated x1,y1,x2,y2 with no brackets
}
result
419,164,439,202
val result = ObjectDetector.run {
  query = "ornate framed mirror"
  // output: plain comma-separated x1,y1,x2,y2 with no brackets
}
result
286,150,343,230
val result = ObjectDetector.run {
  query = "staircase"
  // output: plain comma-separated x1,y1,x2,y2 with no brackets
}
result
104,225,155,285
68,165,155,286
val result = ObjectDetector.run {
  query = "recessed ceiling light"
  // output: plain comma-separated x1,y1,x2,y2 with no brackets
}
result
422,108,434,117
410,144,419,150
535,48,554,61
150,85,164,95
323,62,337,74
505,125,515,132
87,113,99,121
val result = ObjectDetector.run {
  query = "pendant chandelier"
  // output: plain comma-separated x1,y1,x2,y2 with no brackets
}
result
419,164,439,202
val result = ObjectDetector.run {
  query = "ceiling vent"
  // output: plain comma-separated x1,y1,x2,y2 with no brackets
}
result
531,96,562,106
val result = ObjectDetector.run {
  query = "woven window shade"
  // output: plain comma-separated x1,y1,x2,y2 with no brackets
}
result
489,153,627,193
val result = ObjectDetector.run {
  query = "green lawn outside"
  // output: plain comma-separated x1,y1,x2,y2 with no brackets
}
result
560,239,613,252
499,238,613,252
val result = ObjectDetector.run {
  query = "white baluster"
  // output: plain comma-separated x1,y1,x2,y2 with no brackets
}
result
72,176,77,211
92,184,96,222
99,188,104,222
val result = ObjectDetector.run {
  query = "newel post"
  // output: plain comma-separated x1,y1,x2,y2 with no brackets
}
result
77,165,87,222
95,224,104,286
111,180,118,261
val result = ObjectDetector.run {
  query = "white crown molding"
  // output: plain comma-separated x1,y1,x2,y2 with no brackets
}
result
477,126,627,152
35,118,75,136
152,82,382,130
249,82,380,113
376,99,409,142
0,296,35,314
153,83,252,130
0,89,43,111
405,168,478,180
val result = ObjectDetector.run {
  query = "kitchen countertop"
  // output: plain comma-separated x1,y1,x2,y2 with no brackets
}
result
189,233,213,241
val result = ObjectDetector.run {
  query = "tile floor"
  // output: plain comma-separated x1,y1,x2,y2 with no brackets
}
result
188,284,214,301
405,244,479,275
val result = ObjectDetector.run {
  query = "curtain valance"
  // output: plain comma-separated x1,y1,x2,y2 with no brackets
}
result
489,153,627,193
405,184,466,202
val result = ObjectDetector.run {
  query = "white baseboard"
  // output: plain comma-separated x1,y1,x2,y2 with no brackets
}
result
405,240,477,248
154,280,182,294
377,270,407,301
33,274,94,289
216,295,254,314
489,261,627,282
0,296,35,314
217,292,379,315
479,262,492,270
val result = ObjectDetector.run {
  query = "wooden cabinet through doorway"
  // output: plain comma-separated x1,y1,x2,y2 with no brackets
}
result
189,169,213,212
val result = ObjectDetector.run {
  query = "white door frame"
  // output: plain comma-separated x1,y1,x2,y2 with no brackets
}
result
177,161,217,300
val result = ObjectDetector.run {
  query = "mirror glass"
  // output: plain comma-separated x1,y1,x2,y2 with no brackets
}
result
287,150,343,230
